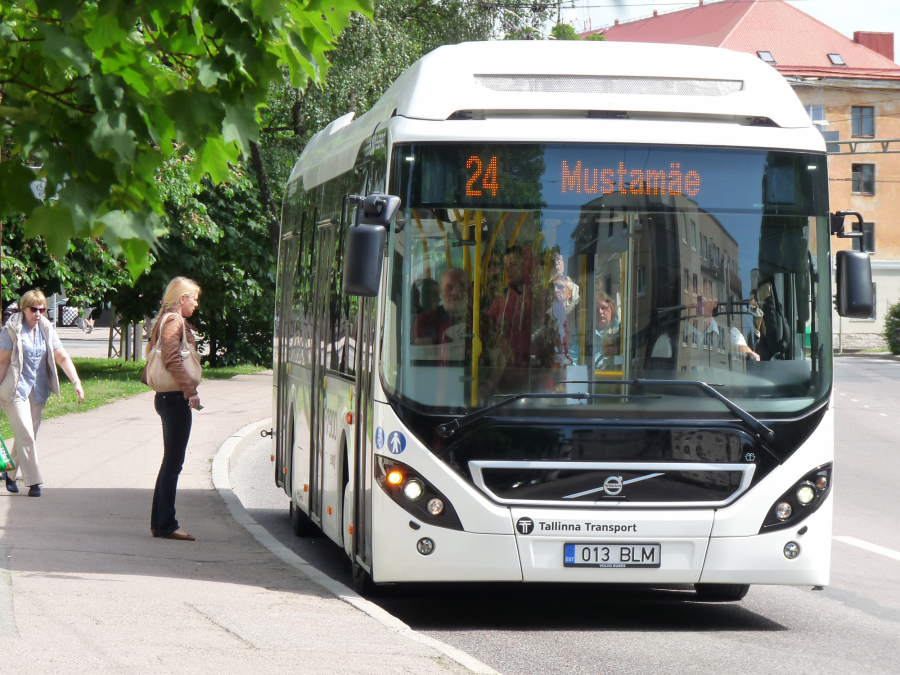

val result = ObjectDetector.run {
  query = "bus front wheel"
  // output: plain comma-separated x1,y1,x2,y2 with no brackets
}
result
694,583,750,601
290,500,319,537
352,561,376,596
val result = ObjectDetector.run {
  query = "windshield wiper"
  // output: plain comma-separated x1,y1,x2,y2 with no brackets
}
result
627,379,775,443
435,392,656,438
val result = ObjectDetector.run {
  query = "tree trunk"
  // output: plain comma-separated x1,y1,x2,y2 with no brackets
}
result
249,140,280,251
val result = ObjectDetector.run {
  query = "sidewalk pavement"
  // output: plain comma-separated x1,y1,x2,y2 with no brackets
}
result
0,373,470,674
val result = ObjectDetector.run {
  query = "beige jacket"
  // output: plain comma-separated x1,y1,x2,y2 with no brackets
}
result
0,313,61,403
141,312,200,398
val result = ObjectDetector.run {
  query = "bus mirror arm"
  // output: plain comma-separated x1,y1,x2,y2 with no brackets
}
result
830,211,863,239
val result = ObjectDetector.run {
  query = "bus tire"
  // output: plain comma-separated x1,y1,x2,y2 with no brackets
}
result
694,583,750,601
352,561,376,596
290,500,319,537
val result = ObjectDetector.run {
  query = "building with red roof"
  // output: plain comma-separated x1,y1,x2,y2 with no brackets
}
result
583,0,900,349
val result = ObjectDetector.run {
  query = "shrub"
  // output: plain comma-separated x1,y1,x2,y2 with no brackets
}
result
883,300,900,354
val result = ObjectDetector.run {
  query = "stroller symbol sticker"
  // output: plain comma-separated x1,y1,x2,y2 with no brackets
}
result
388,431,407,455
375,427,385,450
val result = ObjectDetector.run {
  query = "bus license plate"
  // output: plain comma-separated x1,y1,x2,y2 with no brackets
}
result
564,543,661,568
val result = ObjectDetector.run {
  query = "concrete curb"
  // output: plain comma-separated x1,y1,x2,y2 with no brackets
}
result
834,352,900,360
212,419,501,675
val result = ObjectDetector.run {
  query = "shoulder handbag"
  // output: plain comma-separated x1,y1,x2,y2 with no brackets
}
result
0,436,15,474
146,313,202,392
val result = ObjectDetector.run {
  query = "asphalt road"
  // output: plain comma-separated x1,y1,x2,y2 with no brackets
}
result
232,357,900,675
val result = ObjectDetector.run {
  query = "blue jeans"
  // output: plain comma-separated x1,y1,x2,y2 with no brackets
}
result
151,392,192,535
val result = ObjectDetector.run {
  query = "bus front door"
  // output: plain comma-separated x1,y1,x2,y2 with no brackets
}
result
309,221,337,525
352,296,377,575
275,231,300,492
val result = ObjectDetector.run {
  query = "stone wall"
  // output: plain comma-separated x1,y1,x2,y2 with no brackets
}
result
833,332,888,350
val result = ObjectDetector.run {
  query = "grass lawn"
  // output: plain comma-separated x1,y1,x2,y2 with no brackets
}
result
0,357,267,440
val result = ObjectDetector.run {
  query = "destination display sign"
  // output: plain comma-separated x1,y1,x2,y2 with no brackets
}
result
399,143,827,214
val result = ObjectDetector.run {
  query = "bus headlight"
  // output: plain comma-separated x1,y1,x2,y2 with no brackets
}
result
403,480,424,501
796,483,816,505
775,502,792,520
376,457,462,530
760,463,832,533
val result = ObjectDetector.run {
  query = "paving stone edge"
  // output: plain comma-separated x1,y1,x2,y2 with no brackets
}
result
212,418,500,675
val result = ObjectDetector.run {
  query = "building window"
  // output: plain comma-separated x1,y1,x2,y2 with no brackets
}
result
690,220,698,251
691,320,699,347
684,268,690,293
607,222,614,239
701,235,708,259
680,213,687,243
757,51,775,64
806,105,825,123
692,273,698,296
828,53,846,66
852,107,874,137
636,267,646,296
852,164,875,194
852,222,876,253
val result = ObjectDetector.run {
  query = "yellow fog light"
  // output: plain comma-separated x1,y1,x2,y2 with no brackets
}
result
387,471,403,485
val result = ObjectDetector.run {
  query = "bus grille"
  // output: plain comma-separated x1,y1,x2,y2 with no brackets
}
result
474,74,743,97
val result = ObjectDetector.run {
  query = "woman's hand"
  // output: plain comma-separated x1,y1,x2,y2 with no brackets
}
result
188,394,201,409
74,381,85,403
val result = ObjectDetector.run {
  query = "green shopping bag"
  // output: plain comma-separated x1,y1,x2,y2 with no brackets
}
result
0,436,15,473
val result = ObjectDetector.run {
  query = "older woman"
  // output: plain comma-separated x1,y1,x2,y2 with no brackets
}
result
0,290,85,496
142,277,202,541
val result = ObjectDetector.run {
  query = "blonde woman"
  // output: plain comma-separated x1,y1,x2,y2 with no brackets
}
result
0,290,85,496
141,277,202,540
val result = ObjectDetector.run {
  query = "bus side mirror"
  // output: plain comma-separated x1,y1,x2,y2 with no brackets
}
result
835,250,873,318
341,193,401,297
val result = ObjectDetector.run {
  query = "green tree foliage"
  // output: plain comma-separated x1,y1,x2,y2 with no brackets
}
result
550,23,580,41
0,0,373,279
584,33,606,41
883,301,900,355
110,157,276,366
255,0,555,211
1,213,128,308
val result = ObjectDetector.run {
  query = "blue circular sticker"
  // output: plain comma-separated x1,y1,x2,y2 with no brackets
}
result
387,430,407,455
375,427,385,450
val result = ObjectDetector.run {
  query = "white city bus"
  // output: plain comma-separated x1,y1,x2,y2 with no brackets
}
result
272,41,872,599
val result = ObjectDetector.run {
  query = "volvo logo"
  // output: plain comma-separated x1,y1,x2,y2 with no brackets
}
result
562,472,665,500
516,517,535,535
603,476,624,495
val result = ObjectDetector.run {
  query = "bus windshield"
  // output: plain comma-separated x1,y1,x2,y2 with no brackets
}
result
381,143,832,419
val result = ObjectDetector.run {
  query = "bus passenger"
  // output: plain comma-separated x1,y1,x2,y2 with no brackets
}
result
413,268,469,347
550,250,580,316
486,246,534,369
412,278,440,317
593,290,620,370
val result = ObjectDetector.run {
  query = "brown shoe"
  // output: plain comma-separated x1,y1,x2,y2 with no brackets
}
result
151,529,159,538
160,529,195,541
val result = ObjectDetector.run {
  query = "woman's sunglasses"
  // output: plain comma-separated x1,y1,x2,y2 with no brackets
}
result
27,307,46,314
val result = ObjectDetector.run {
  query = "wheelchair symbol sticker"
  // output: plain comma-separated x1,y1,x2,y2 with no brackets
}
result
387,431,407,455
375,427,385,450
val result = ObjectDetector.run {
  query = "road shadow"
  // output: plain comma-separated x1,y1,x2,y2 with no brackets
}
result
0,488,329,598
252,505,786,633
